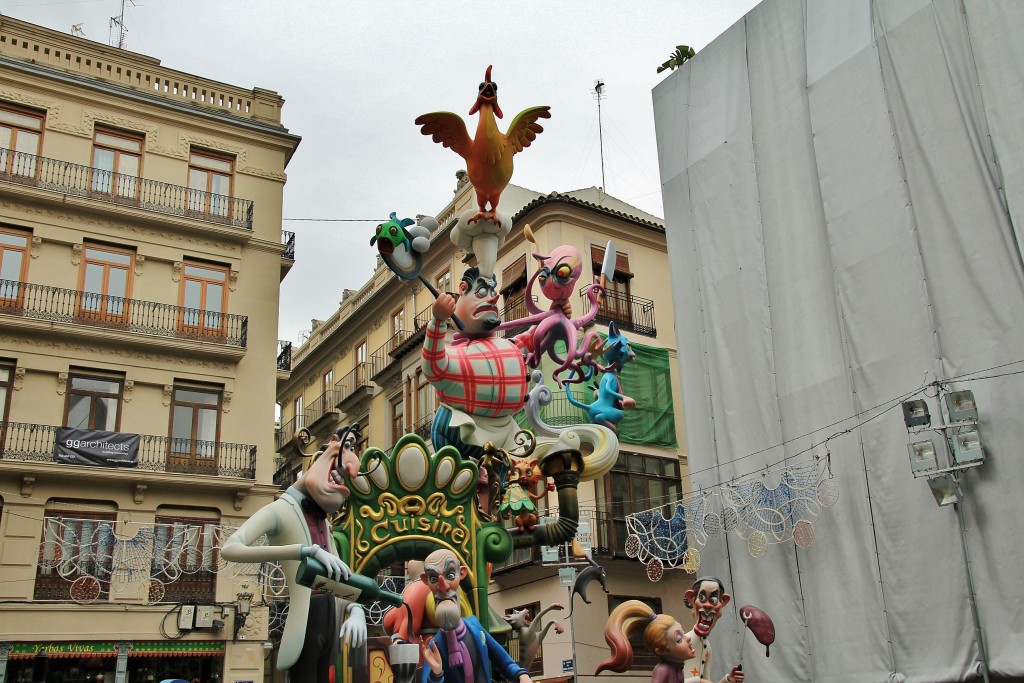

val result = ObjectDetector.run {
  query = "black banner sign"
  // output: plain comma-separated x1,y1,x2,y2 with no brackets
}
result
54,427,140,467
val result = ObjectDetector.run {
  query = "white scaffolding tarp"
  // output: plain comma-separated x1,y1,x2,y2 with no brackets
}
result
654,1,1024,681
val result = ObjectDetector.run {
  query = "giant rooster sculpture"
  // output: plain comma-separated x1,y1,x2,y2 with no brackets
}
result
415,65,550,225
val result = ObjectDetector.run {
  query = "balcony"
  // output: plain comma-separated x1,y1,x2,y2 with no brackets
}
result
334,363,373,411
280,230,296,280
0,279,248,357
412,412,434,443
369,330,414,381
277,340,292,371
499,294,537,338
276,414,306,452
273,455,297,489
281,230,296,260
0,421,257,479
0,147,254,231
491,507,630,575
578,286,657,337
304,389,340,432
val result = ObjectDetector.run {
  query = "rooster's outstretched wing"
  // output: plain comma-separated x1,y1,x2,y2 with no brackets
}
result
414,111,472,159
505,106,552,155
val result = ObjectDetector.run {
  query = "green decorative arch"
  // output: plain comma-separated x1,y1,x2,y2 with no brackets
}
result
333,433,513,619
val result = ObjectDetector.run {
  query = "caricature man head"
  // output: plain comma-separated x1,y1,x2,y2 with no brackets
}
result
683,576,730,639
454,267,501,336
296,424,361,515
420,548,468,631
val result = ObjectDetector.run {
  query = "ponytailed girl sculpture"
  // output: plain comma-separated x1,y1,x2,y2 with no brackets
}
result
595,600,707,683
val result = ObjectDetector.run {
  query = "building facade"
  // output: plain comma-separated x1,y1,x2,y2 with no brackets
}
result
0,17,299,683
276,177,694,682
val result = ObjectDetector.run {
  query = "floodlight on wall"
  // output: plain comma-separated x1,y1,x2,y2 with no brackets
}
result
951,428,984,466
902,399,931,429
908,440,939,474
945,390,978,424
926,474,960,507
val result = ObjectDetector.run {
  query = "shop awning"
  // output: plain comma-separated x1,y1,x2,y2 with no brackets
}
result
9,641,225,660
130,641,225,657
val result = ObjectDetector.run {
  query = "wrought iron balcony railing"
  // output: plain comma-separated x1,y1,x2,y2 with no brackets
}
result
413,301,434,330
491,507,629,575
412,412,434,442
281,230,296,260
276,414,306,451
334,362,372,407
500,294,538,338
369,330,413,379
0,421,257,479
578,286,657,337
0,279,248,348
0,147,254,230
304,389,338,427
277,340,292,371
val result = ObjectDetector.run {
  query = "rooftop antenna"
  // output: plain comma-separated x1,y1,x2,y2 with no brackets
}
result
71,23,86,38
109,0,135,49
592,80,607,193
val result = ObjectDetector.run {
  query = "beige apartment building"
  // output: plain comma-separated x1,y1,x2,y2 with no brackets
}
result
0,16,298,683
276,176,695,683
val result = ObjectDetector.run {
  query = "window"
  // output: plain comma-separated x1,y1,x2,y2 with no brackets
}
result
0,104,43,178
391,394,405,442
152,512,219,602
0,362,13,452
354,339,368,386
35,509,116,601
435,268,452,295
168,385,221,475
293,395,303,424
91,127,142,199
0,227,30,308
591,245,633,325
415,374,432,432
500,255,529,323
64,372,124,432
187,149,234,219
78,243,134,323
600,452,681,556
321,370,333,403
391,306,406,337
505,601,545,676
178,261,228,339
606,595,664,670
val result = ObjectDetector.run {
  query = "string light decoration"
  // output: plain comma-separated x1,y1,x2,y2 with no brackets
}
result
625,454,837,580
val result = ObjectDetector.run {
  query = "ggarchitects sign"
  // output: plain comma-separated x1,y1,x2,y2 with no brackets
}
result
54,427,140,467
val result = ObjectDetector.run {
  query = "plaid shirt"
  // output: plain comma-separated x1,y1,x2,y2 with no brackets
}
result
422,320,528,418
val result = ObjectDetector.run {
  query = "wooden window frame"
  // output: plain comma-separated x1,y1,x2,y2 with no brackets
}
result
63,371,125,432
391,305,406,338
35,509,117,601
0,226,31,310
76,242,135,325
167,384,223,475
601,452,681,556
591,245,634,325
187,148,235,220
435,268,452,296
0,102,44,179
177,259,229,340
390,393,405,442
91,126,143,200
152,513,219,602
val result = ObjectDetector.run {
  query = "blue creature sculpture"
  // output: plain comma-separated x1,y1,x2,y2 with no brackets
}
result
564,321,636,432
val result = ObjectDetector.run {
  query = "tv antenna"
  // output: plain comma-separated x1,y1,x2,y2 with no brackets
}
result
109,0,136,49
70,24,86,38
592,80,607,191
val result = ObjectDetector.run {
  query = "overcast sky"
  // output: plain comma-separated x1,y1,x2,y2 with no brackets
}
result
6,0,759,345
